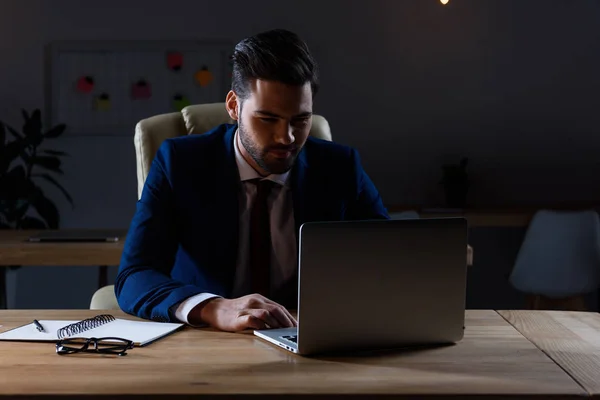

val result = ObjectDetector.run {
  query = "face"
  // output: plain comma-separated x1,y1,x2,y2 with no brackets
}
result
225,79,313,176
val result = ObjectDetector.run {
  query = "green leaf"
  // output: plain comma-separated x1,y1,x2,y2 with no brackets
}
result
19,216,47,229
33,173,74,207
3,167,35,206
31,109,41,121
6,125,23,140
7,201,30,224
0,139,25,175
31,155,63,174
4,165,27,194
7,165,26,180
32,192,59,229
22,109,43,148
42,149,68,157
44,124,66,139
2,166,35,220
2,126,30,163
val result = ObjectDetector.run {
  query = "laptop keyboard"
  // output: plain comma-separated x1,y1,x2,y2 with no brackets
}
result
281,335,297,344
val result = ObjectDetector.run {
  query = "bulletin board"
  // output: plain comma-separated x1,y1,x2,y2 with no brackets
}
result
46,40,232,136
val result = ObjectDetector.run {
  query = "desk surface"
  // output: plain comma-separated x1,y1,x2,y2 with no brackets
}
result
498,310,600,397
0,309,597,399
0,230,126,266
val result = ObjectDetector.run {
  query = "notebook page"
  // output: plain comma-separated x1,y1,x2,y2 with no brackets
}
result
69,318,183,345
0,320,79,341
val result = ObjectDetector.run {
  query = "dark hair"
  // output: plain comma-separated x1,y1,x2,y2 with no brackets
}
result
231,29,319,100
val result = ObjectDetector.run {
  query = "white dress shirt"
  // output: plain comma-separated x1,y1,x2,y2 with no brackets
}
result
174,129,297,324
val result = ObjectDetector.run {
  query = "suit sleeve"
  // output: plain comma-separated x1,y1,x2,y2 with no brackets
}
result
345,148,390,220
114,140,206,322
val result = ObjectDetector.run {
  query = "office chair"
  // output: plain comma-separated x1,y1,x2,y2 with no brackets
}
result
509,209,600,310
90,284,120,310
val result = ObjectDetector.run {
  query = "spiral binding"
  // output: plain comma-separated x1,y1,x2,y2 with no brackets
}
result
57,314,115,339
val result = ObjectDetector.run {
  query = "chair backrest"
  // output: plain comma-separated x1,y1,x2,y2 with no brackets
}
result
89,285,120,310
134,102,332,198
509,209,600,298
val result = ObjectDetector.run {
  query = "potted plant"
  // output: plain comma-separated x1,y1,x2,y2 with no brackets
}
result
0,109,73,230
440,157,469,208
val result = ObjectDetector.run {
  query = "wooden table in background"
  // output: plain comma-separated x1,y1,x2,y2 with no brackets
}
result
0,309,599,398
0,230,126,309
0,229,474,309
419,210,534,227
387,205,600,227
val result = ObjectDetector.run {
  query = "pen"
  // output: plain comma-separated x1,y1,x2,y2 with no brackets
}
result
33,319,45,332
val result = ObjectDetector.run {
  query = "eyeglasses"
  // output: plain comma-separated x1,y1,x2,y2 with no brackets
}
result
55,337,134,356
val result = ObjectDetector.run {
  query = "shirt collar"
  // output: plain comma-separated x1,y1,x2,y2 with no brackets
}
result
234,129,289,186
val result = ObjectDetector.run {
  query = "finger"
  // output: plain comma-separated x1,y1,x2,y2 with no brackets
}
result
246,294,297,327
277,305,297,327
244,308,282,329
266,305,295,328
239,314,268,331
288,310,298,327
259,297,297,326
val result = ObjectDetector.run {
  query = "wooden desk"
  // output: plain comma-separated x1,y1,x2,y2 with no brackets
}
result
0,309,598,399
499,310,600,397
0,230,126,308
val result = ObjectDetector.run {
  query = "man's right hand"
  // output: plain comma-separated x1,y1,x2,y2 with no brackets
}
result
189,294,297,332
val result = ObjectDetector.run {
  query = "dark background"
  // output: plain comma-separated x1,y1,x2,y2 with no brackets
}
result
1,0,598,310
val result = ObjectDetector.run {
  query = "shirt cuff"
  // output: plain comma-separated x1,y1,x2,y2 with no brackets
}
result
174,293,222,327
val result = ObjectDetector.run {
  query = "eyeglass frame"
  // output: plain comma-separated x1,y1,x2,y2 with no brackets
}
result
55,336,134,356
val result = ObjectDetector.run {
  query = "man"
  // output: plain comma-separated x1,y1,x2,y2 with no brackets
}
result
115,29,389,332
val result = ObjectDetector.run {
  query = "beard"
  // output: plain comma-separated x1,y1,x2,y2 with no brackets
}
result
238,118,298,175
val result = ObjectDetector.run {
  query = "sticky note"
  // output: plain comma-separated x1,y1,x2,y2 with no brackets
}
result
167,52,183,71
194,66,213,87
94,93,111,111
173,94,191,111
131,80,152,99
76,76,94,93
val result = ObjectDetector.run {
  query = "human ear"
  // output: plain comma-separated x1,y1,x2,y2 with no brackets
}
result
225,90,239,121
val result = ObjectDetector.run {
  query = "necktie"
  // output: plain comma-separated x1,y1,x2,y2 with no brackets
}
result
249,179,274,297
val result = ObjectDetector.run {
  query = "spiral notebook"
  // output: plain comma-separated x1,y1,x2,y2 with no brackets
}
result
0,314,184,346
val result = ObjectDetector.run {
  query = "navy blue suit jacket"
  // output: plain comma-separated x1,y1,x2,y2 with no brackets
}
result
115,123,389,322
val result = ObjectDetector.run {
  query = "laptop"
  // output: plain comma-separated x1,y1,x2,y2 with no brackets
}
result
27,229,123,242
254,217,468,356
